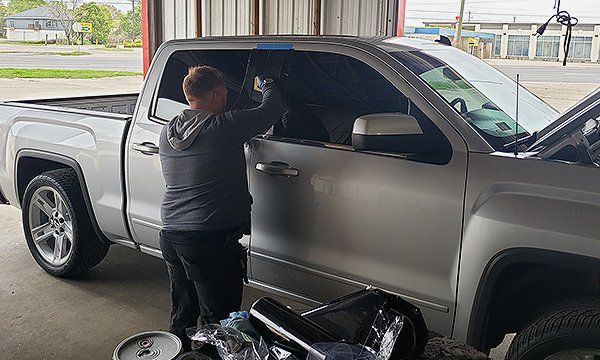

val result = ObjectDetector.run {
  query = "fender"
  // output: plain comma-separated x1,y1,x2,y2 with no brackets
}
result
466,247,600,350
15,149,112,246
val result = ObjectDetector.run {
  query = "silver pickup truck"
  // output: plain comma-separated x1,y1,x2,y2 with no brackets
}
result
0,36,598,359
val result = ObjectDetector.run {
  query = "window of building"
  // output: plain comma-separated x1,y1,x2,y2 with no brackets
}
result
45,20,56,28
8,20,15,28
567,36,593,60
535,36,560,59
493,35,502,56
507,35,529,58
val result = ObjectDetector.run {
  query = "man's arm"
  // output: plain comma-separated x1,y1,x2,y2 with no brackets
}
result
220,80,286,146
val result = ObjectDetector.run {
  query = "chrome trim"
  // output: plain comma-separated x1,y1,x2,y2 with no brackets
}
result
112,238,138,249
255,162,299,177
139,244,163,259
251,251,450,313
131,217,162,230
132,143,159,155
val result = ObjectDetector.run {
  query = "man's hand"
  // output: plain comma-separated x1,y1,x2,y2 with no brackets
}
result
255,76,276,92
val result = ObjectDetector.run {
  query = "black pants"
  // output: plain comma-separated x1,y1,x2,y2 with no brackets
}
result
159,228,245,349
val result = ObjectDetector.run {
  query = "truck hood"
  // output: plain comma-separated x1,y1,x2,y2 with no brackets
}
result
527,88,600,153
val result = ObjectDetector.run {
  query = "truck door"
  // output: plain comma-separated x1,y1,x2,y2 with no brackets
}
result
125,109,165,252
247,47,468,335
125,47,255,254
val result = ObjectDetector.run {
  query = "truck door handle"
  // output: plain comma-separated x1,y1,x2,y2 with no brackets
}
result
132,142,159,155
255,162,299,177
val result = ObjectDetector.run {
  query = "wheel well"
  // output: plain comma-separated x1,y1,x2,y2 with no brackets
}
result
468,249,600,353
17,157,69,203
16,152,112,246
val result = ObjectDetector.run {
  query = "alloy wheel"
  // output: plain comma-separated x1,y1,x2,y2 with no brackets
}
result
28,186,74,266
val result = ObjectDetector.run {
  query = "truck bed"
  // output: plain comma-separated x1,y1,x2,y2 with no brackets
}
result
18,93,139,116
0,93,135,240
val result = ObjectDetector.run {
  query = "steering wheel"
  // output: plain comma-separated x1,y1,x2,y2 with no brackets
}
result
450,97,468,114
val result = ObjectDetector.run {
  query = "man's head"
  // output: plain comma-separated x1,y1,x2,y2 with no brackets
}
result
182,66,228,113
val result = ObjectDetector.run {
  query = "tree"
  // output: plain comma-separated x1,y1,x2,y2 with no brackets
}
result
47,0,81,44
0,4,7,38
6,0,46,16
119,2,141,42
75,2,114,44
108,10,126,45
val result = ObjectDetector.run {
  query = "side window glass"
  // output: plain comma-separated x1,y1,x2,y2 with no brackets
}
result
150,48,447,161
153,55,193,121
271,51,437,147
152,50,250,122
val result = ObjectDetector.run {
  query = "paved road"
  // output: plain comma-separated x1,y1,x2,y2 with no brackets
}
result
490,62,600,83
1,44,599,83
0,45,143,72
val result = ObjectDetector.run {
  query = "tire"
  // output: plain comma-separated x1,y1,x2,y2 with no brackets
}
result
506,297,600,360
21,168,109,277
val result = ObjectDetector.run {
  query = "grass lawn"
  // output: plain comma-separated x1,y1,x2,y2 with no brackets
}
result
97,47,134,52
0,39,46,46
0,68,141,79
55,51,92,56
0,50,91,56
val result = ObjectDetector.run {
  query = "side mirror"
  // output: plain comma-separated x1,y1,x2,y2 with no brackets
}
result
352,113,440,155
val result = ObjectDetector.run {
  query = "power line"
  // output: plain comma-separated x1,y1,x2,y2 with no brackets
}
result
406,9,600,20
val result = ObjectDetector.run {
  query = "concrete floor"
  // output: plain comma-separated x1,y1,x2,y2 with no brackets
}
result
0,205,511,359
0,205,304,359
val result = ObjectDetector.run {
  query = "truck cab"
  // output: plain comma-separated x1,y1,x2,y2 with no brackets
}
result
1,36,599,359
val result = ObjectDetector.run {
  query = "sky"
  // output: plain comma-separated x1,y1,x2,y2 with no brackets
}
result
405,0,600,26
0,0,134,13
3,0,599,25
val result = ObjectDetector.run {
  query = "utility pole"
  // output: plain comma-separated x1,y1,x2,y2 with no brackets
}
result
131,0,135,41
454,0,466,49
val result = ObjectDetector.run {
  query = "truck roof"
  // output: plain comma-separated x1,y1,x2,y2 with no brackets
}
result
160,35,447,53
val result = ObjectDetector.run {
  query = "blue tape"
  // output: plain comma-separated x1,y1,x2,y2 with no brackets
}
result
255,43,294,50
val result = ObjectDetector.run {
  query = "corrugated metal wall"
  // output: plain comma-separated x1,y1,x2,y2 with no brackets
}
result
161,0,394,39
203,0,253,36
262,0,314,35
322,0,389,36
162,0,198,41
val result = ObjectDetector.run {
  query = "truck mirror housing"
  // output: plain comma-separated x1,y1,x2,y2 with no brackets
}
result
352,113,441,155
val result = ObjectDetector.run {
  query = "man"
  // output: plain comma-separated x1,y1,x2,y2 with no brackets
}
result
158,65,285,348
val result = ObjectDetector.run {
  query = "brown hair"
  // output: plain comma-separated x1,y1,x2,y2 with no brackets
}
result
182,66,226,101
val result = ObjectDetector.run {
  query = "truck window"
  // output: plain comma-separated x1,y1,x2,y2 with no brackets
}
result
270,51,441,147
152,49,447,159
153,50,251,122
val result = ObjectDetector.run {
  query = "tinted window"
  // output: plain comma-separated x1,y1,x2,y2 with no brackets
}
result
154,49,444,154
154,50,250,121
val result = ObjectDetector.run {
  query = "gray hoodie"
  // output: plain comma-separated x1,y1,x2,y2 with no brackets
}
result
159,82,285,232
166,109,215,151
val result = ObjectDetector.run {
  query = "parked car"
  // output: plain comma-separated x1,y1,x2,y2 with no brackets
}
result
0,36,598,360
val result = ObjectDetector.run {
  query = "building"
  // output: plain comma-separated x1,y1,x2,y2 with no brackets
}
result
4,6,69,42
424,21,600,63
404,26,496,59
141,0,403,73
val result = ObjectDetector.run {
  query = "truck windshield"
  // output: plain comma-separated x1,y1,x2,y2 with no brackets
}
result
386,45,558,151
